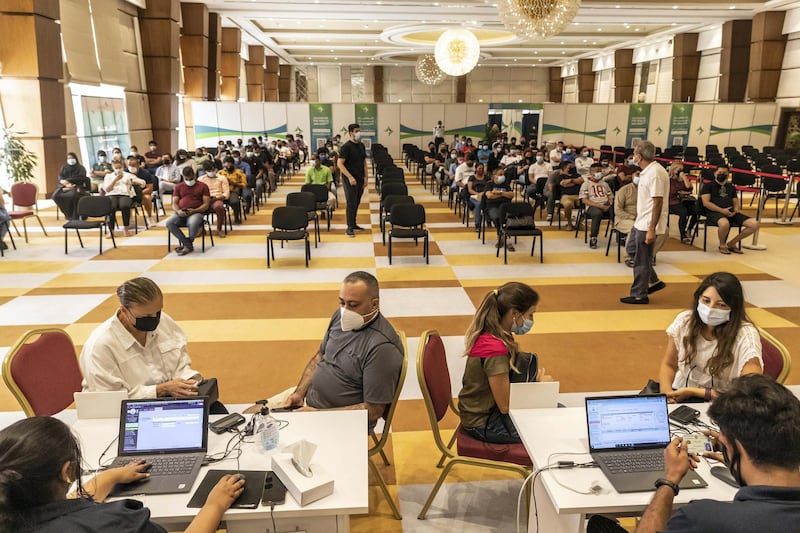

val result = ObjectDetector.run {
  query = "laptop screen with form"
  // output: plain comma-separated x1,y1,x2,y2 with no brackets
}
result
586,395,671,451
120,398,207,454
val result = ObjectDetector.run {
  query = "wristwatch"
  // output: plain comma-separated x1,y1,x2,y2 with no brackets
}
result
655,478,679,496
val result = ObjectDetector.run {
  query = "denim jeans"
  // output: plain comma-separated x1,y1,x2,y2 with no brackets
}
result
166,212,204,248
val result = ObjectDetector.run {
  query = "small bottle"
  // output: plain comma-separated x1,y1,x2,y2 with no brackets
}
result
255,406,279,452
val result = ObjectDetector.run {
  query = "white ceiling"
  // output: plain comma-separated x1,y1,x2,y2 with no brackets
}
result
199,0,796,68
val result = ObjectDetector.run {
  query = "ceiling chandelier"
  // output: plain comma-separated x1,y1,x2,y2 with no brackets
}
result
415,55,446,85
497,0,581,40
434,29,480,77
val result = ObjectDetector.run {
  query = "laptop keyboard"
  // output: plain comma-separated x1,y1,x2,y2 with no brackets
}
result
113,455,198,476
600,450,664,474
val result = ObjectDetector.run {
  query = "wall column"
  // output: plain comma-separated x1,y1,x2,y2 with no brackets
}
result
207,13,221,101
719,20,751,102
279,65,292,102
220,28,241,101
265,56,279,102
456,76,466,103
549,67,563,103
672,33,700,102
180,2,209,101
0,1,65,195
749,11,786,102
245,45,265,101
374,66,384,103
140,0,180,153
577,59,595,103
614,49,634,103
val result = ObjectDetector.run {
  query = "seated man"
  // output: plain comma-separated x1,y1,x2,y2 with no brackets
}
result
613,166,639,266
578,162,613,249
485,168,514,250
589,374,800,532
165,167,211,255
125,156,155,225
247,271,404,430
90,150,112,193
81,277,203,400
701,166,759,255
218,157,249,224
199,159,231,237
305,154,337,213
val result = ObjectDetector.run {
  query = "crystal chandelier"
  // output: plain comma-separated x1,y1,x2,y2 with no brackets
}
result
497,0,581,40
434,29,480,77
415,55,446,85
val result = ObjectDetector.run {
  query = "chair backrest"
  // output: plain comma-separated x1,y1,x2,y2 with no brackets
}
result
2,328,83,416
417,330,453,428
760,328,791,384
10,182,38,210
501,201,536,227
271,205,308,231
370,331,408,451
391,203,425,227
383,194,414,215
286,191,316,212
300,183,329,204
77,195,113,218
381,182,408,200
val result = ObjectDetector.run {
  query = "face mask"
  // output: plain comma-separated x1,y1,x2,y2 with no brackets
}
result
697,301,730,326
98,156,107,163
127,166,137,173
594,171,603,180
207,171,216,178
602,161,609,167
582,151,589,157
130,151,138,156
149,145,157,151
536,156,543,162
633,176,640,185
320,155,328,162
113,153,122,159
451,152,457,158
565,148,572,154
162,160,171,166
177,155,186,161
184,179,196,186
233,157,240,163
716,174,728,183
133,310,161,332
354,132,362,141
627,158,637,166
510,150,517,155
246,152,254,157
67,158,77,166
496,175,506,184
511,315,534,335
340,305,378,331
466,161,475,168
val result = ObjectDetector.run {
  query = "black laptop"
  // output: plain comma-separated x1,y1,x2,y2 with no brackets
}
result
585,394,707,493
109,397,209,496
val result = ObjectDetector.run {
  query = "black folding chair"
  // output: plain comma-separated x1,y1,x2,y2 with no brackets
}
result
267,206,310,268
287,191,320,247
497,201,543,264
62,196,116,255
388,203,428,265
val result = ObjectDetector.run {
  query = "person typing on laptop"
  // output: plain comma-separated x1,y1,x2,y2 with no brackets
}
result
658,272,762,403
589,374,800,533
0,416,244,533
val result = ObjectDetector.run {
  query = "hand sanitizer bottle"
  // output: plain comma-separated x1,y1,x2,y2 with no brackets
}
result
255,406,280,451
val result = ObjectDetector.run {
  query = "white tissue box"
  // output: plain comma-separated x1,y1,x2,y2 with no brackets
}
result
271,453,334,506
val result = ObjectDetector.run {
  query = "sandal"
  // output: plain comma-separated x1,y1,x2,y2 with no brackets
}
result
718,245,731,255
727,245,743,254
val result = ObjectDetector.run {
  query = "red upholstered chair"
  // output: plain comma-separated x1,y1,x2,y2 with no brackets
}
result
2,328,83,416
759,328,791,384
416,329,531,520
8,182,48,243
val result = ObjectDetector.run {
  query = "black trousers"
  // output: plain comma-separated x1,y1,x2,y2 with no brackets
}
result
342,179,364,230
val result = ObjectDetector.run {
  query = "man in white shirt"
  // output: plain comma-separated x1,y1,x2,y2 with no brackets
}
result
499,148,522,168
433,120,445,149
573,147,594,177
621,141,669,304
549,141,564,167
80,277,202,399
453,153,477,189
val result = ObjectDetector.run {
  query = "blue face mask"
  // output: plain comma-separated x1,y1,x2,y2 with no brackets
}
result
511,315,534,335
633,176,640,185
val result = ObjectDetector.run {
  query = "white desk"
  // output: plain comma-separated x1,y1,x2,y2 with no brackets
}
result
510,405,737,533
72,407,368,533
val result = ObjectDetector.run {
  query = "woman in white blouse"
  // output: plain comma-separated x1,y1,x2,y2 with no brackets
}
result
659,271,762,403
103,159,145,237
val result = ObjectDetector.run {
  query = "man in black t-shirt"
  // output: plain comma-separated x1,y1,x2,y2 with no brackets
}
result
700,166,758,254
337,123,368,237
484,168,514,250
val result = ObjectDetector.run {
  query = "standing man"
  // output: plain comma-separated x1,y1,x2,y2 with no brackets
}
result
337,123,368,238
433,120,445,150
620,141,668,304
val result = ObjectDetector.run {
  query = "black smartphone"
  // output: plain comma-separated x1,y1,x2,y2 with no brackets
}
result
271,405,301,413
261,471,287,506
209,413,245,434
669,405,700,425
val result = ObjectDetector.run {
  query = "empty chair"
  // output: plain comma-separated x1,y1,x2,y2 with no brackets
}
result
497,201,543,264
266,206,310,268
301,183,334,232
759,328,791,384
381,194,414,245
62,195,116,255
8,182,48,243
387,203,428,265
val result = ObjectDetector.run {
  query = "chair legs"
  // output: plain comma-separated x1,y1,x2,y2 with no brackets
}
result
368,456,402,520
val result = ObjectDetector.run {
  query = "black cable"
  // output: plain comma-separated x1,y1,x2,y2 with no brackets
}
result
270,501,277,533
97,436,119,469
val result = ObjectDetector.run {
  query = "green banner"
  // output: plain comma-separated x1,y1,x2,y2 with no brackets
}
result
354,103,378,151
668,103,693,147
309,103,333,150
626,104,651,148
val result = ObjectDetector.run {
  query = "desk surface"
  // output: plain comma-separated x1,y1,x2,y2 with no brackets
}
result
72,406,368,525
510,405,737,517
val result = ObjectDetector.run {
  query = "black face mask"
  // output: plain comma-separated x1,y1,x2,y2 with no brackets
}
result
716,174,728,184
722,443,745,487
133,310,161,332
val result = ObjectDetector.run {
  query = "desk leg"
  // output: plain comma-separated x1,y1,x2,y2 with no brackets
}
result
529,478,583,533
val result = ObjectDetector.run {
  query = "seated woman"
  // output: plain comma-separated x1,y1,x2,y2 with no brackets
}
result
458,282,546,444
659,271,762,403
667,161,698,244
0,416,243,532
52,152,90,220
103,159,145,238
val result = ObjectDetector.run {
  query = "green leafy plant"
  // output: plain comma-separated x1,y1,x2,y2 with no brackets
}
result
0,125,37,183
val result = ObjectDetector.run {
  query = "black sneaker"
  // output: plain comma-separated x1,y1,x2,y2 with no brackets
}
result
590,237,598,249
346,229,355,238
353,225,366,231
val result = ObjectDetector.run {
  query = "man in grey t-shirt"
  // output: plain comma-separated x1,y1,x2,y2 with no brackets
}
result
251,271,404,428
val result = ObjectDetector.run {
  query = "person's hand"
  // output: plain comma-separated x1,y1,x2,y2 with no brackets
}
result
701,429,725,462
645,228,656,244
205,473,246,513
725,207,735,217
664,437,692,484
348,177,356,186
157,379,199,397
176,209,187,217
112,459,151,484
283,391,305,408
535,367,553,382
665,388,700,403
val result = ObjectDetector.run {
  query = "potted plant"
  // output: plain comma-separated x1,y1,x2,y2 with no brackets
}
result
0,125,38,183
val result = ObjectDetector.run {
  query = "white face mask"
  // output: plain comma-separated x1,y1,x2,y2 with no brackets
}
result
354,132,362,142
565,148,572,154
98,156,107,163
67,158,77,166
496,175,506,184
127,166,137,173
130,151,138,156
536,156,543,162
594,171,603,180
340,305,378,331
184,179,196,186
697,302,731,326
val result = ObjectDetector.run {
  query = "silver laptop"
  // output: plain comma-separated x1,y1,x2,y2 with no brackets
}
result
509,382,560,409
109,397,209,495
74,390,127,419
585,394,707,493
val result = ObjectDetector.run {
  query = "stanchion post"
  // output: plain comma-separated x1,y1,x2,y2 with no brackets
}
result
775,175,795,226
742,182,767,250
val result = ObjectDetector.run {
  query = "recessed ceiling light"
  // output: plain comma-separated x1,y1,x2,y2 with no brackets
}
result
505,64,508,67
635,28,640,32
479,98,484,102
672,5,678,9
334,57,338,60
729,5,736,9
592,41,597,45
329,49,334,52
359,49,364,52
398,99,403,102
615,4,621,8
597,28,602,31
671,22,677,26
513,58,517,61
560,41,564,44
518,99,523,103
561,51,566,54
574,22,580,25
538,58,542,61
534,51,538,54
582,39,587,43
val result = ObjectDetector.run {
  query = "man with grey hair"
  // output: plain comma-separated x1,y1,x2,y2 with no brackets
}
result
247,271,404,429
621,141,668,304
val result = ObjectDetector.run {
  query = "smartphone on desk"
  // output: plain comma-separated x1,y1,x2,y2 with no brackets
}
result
261,471,287,506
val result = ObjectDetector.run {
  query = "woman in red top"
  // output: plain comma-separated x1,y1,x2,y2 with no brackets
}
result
457,282,543,444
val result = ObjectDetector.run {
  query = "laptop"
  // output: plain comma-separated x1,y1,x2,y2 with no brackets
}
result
74,390,127,419
509,382,560,409
109,397,209,496
585,394,707,493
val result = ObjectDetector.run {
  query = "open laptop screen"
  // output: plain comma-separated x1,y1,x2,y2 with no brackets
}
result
119,398,208,455
586,395,671,451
